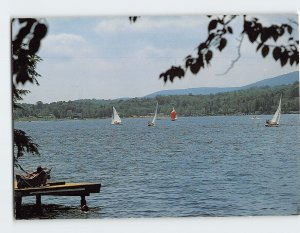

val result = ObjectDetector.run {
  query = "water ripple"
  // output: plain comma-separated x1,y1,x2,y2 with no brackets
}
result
15,115,300,219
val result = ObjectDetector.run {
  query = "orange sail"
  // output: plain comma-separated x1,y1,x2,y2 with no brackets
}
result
170,108,177,121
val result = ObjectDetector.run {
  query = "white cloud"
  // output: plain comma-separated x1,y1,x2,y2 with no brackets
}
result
130,45,188,60
40,33,93,58
94,16,208,34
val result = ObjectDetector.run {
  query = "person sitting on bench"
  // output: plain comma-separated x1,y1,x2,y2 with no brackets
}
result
16,166,49,188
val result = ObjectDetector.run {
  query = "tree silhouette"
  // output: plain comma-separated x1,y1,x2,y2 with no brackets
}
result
129,16,140,23
12,18,48,169
159,15,299,82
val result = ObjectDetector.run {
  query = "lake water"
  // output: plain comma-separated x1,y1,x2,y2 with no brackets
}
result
14,114,300,219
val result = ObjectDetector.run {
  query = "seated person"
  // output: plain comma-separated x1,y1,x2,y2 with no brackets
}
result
16,166,49,188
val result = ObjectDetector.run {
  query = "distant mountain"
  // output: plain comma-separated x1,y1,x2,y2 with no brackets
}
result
145,71,299,98
145,87,240,97
241,71,299,89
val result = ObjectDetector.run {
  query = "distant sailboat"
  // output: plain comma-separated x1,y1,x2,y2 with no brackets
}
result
148,102,158,126
170,107,177,121
111,106,122,125
251,116,261,120
265,96,282,127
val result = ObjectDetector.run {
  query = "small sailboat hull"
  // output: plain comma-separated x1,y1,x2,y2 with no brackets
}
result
265,123,279,127
148,122,155,126
112,122,122,125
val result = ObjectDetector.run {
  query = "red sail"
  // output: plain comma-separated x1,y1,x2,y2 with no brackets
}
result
170,108,177,121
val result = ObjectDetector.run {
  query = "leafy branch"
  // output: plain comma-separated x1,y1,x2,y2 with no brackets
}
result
243,16,299,66
160,15,299,83
217,34,245,76
12,18,48,167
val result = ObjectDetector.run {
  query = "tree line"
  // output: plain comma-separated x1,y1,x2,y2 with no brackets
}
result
14,82,299,120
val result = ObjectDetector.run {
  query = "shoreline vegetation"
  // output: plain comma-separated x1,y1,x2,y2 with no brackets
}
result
14,82,299,121
14,112,300,122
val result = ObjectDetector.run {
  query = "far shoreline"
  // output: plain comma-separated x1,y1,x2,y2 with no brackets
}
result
14,112,300,123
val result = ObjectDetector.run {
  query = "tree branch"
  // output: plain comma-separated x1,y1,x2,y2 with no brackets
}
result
288,18,298,26
217,33,245,76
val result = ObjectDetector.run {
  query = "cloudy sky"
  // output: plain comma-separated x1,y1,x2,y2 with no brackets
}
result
15,15,298,103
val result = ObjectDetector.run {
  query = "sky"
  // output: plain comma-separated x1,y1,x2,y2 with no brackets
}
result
14,14,299,104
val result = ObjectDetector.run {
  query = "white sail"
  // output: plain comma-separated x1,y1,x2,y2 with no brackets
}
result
270,97,281,124
111,107,122,124
151,102,159,124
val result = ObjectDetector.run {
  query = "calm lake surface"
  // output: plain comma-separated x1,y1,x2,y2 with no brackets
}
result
14,114,300,219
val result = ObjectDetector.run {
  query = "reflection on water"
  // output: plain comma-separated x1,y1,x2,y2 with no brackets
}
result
15,115,300,219
16,204,101,219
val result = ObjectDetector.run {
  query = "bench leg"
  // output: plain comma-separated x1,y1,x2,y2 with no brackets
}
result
16,196,22,208
80,195,89,211
80,195,86,207
15,196,22,218
36,194,41,207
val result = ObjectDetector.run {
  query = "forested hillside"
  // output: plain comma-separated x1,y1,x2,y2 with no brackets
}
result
14,82,299,120
145,71,299,97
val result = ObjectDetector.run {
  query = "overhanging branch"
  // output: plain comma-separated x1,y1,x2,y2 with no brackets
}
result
217,33,245,76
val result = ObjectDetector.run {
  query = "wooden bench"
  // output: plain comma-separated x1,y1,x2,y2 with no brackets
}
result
14,181,101,210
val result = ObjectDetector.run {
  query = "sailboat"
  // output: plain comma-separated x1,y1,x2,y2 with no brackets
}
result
251,116,261,120
265,96,282,127
111,106,122,125
170,107,177,121
148,102,158,126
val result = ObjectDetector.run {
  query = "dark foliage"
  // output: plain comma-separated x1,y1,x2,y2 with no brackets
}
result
12,18,48,166
12,85,30,110
159,66,185,82
14,129,39,158
12,18,47,85
160,15,299,82
243,16,298,67
13,129,40,171
129,16,140,23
